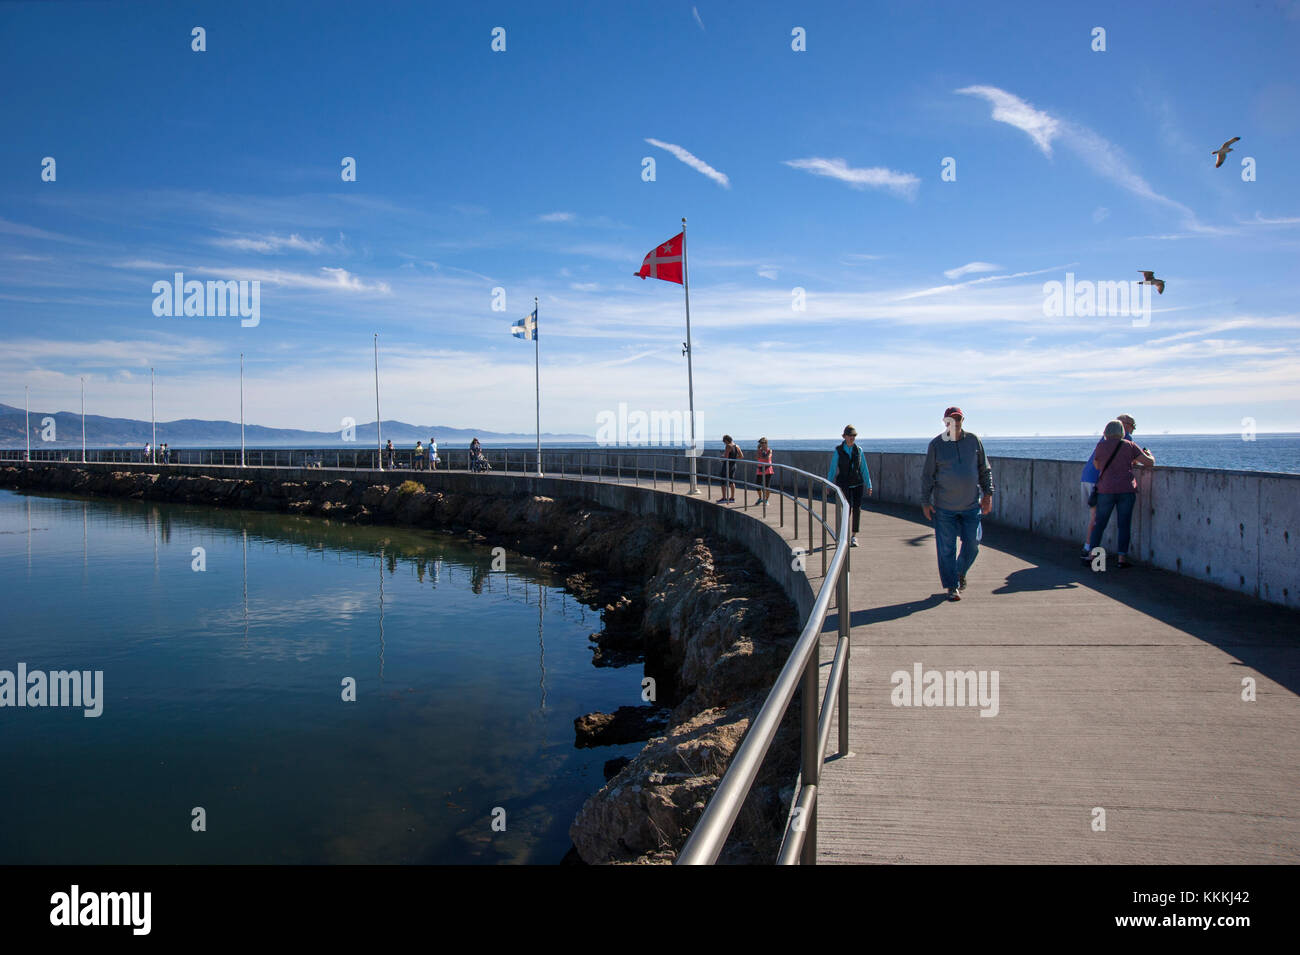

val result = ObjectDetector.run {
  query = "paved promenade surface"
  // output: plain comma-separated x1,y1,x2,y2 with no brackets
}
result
567,469,1299,863
811,502,1300,864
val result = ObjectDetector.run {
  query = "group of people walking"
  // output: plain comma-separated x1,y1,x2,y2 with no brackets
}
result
382,438,439,470
142,442,171,464
718,435,774,504
723,405,1153,603
806,409,991,601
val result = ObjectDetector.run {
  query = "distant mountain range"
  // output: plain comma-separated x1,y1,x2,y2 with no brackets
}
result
0,403,591,447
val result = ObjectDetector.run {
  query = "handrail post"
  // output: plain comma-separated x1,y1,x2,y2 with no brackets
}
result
821,491,828,578
837,552,851,757
836,493,851,757
793,472,799,540
807,484,813,559
800,653,819,865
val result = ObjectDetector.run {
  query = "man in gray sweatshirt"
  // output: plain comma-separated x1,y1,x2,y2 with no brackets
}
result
920,407,994,601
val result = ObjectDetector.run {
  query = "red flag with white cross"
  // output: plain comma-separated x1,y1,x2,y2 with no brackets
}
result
635,232,684,284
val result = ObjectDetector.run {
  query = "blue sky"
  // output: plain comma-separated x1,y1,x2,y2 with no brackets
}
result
2,0,1299,439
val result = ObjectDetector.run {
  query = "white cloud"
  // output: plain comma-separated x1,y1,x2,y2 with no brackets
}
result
692,6,704,30
1242,212,1300,226
956,85,1061,155
537,212,576,223
782,158,919,199
210,233,328,254
200,265,390,294
895,264,1071,301
109,258,390,293
1093,207,1110,223
757,268,778,280
645,138,731,188
943,261,1002,280
0,217,93,246
957,84,1216,233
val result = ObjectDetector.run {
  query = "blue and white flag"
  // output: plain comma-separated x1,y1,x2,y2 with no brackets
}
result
511,309,538,341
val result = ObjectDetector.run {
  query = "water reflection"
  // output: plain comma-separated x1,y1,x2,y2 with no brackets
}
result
0,488,646,864
378,545,386,683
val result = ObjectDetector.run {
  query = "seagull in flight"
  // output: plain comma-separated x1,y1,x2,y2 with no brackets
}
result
1138,270,1166,295
1212,137,1240,169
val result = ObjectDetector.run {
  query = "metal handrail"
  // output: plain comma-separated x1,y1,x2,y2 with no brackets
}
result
7,444,855,864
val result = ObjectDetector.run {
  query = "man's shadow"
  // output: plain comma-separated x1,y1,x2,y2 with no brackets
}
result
825,593,948,633
991,565,1080,595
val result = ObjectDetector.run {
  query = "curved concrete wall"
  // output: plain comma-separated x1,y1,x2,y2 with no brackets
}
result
694,449,1299,610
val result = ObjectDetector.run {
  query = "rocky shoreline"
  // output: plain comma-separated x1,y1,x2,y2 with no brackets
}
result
1,465,802,864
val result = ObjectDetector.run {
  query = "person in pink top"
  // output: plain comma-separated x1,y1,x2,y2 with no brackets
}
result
755,437,774,505
1086,419,1156,568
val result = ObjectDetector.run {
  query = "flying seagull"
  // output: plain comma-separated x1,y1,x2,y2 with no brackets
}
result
1138,270,1165,295
1213,137,1240,169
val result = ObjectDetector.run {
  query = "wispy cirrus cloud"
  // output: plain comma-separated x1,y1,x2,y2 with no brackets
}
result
210,232,331,254
692,6,704,30
956,85,1060,155
0,217,94,246
943,261,1002,280
782,157,919,199
956,84,1218,233
645,138,731,188
895,263,1072,300
113,258,391,294
537,211,576,223
1241,212,1300,226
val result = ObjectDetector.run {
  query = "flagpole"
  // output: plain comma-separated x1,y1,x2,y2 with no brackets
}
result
534,297,543,477
682,216,699,494
374,333,383,471
151,367,156,463
81,376,86,463
25,385,30,462
239,354,245,468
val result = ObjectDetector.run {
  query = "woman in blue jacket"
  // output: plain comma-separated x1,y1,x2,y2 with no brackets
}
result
827,425,872,548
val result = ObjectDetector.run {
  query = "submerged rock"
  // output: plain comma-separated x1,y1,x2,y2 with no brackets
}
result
575,705,670,747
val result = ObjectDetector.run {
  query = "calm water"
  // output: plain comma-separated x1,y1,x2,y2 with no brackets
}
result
0,489,643,864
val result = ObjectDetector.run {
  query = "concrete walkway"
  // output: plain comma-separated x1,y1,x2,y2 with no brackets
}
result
811,501,1300,864
550,468,1300,863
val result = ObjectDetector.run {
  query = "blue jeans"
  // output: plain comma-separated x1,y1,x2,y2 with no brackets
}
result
934,506,982,590
1089,492,1136,556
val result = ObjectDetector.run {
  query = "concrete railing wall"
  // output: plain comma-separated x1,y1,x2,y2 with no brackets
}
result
758,449,1298,610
